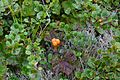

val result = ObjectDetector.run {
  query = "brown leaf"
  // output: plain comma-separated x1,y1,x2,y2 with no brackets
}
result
64,51,77,63
53,61,74,76
60,61,73,75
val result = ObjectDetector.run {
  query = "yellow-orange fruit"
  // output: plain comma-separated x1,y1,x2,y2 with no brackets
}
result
52,38,56,43
51,38,60,47
56,39,60,45
52,41,58,47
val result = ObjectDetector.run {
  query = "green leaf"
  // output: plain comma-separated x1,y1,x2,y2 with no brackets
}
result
96,28,104,34
6,41,11,46
15,35,20,41
87,57,96,68
101,9,110,17
75,52,82,57
75,0,82,4
75,71,81,78
24,18,29,23
26,50,32,55
0,65,7,77
0,27,3,36
51,2,61,15
93,76,100,80
62,1,73,14
65,8,71,15
13,3,20,13
84,69,95,78
22,0,35,16
34,1,43,12
13,48,21,55
114,42,120,49
48,53,52,61
36,11,44,19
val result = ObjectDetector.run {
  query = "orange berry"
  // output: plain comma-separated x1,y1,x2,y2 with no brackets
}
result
51,38,61,47
52,38,56,42
56,39,60,45
52,40,58,47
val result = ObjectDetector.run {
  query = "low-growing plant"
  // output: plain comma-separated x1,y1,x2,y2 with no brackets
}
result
0,0,119,80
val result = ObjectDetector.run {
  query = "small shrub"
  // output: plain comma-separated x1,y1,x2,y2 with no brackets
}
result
0,0,119,79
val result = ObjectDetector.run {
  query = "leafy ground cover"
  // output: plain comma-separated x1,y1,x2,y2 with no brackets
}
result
0,0,120,80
